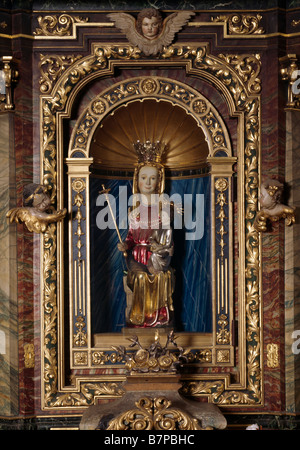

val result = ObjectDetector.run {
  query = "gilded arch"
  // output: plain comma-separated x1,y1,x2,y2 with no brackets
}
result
40,43,261,409
67,75,232,161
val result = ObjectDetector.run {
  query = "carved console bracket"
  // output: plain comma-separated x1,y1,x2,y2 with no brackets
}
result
80,380,227,430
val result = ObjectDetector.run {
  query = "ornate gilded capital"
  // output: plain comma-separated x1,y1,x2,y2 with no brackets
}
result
280,54,300,110
0,56,18,111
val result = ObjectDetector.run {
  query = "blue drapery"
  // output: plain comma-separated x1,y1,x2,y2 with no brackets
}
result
90,176,212,333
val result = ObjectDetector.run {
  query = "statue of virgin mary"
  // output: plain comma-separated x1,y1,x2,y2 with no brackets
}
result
117,140,175,328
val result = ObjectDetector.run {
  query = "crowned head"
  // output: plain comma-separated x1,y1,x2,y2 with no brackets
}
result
133,140,166,195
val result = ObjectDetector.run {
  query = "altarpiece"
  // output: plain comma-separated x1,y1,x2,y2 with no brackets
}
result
37,22,262,413
9,5,300,428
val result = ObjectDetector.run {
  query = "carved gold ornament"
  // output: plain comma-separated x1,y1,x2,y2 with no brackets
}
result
107,396,201,430
267,343,279,369
24,343,35,369
292,19,300,27
34,14,89,37
113,331,190,374
211,14,265,35
7,206,66,233
39,54,83,94
254,206,295,231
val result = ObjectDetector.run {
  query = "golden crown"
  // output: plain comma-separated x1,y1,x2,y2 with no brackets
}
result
133,140,166,164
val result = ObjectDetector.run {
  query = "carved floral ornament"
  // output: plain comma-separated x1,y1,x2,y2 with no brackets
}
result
106,396,202,430
33,10,266,42
38,42,262,409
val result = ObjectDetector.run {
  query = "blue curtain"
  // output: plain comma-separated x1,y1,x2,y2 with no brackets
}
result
90,176,212,333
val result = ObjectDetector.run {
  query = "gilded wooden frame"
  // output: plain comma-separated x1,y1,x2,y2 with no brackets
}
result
40,42,262,409
67,75,235,367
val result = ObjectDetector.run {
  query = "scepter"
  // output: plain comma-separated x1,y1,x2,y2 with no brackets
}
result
99,184,127,258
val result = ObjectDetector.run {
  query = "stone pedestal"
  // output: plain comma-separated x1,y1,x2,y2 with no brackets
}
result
80,374,227,430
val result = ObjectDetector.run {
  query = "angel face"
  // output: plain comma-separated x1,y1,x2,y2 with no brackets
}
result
32,190,51,212
259,185,277,210
141,16,160,39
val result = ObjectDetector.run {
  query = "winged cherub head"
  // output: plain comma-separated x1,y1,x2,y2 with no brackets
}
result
136,8,163,40
107,9,195,56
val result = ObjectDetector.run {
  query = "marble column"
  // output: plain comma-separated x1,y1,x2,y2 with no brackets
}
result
285,110,300,413
0,112,18,415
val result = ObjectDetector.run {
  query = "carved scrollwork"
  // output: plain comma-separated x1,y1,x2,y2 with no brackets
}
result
180,380,225,403
48,382,124,408
39,54,83,94
218,53,261,95
211,14,265,35
34,14,89,37
107,396,201,430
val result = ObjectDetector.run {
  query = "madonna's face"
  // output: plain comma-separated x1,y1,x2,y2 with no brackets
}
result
138,165,159,195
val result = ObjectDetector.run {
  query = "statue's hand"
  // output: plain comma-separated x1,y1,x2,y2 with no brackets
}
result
150,242,161,252
117,242,128,252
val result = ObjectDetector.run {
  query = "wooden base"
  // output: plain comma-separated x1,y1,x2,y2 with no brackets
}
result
80,373,227,430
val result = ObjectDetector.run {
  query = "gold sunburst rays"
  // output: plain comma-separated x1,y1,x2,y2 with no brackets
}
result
90,99,209,171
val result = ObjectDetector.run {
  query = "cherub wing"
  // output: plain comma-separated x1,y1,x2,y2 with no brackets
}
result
107,12,142,47
6,206,66,233
159,11,195,47
6,207,30,225
6,207,43,233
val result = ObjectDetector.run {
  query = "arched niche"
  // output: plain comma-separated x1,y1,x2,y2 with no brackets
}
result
65,75,236,344
90,98,210,172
